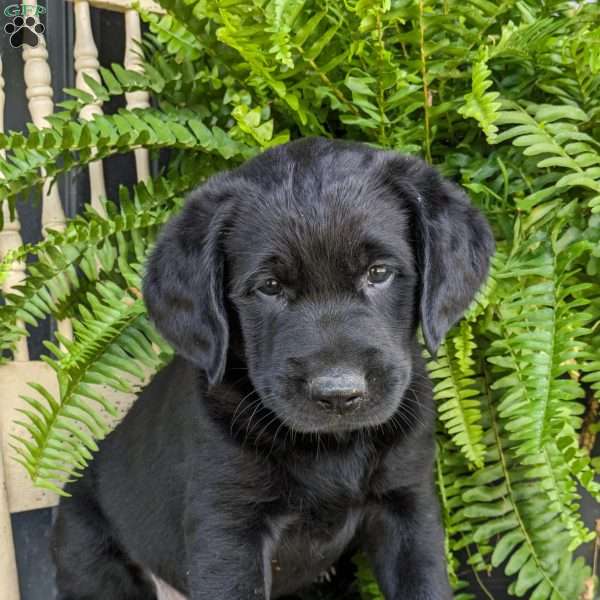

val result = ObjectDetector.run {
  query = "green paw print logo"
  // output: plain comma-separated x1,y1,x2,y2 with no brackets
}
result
4,16,44,48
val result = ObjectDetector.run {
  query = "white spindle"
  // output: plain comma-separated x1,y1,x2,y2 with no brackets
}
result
23,0,66,233
124,9,150,182
23,0,73,342
0,55,25,600
0,442,19,600
0,58,29,362
68,0,164,10
74,0,107,215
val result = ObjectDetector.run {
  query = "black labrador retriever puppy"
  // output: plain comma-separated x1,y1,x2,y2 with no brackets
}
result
52,137,494,600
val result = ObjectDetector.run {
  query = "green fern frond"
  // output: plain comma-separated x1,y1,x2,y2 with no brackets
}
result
353,553,383,600
138,8,204,63
458,48,501,143
155,0,211,38
493,101,600,213
435,442,478,600
0,175,192,361
454,383,591,600
0,107,254,213
11,278,173,494
427,333,485,469
490,17,567,60
486,241,597,547
491,243,592,454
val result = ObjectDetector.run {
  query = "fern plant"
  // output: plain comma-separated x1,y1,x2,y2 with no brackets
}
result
1,1,599,598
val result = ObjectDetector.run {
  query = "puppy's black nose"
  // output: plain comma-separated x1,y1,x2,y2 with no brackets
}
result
310,369,366,414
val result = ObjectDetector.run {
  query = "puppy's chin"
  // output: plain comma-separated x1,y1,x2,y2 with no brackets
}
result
284,409,400,435
260,391,407,435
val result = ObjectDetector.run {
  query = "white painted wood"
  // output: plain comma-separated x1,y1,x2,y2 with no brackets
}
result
124,9,151,182
0,361,141,513
74,0,107,215
22,0,73,342
23,0,67,233
68,0,164,13
0,442,20,600
0,362,60,514
0,204,27,358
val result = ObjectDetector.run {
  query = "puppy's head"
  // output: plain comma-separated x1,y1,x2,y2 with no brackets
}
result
144,138,494,434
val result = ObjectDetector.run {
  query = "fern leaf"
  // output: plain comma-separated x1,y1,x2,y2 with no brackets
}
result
459,48,501,143
11,282,173,493
0,175,190,361
427,333,485,468
0,108,254,205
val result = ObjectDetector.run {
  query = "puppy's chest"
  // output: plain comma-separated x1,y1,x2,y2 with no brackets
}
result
268,507,362,598
266,461,370,597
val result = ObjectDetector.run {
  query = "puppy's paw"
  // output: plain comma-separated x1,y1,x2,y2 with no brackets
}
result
315,564,337,583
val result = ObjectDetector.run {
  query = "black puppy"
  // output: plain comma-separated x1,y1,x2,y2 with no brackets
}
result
52,137,494,600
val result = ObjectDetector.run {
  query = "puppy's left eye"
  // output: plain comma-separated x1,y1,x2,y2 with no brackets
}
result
367,265,393,285
257,278,283,296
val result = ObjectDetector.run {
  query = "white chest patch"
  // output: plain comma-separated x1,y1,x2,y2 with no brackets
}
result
151,573,189,600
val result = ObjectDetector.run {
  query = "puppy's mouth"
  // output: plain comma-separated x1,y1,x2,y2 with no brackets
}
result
282,405,393,434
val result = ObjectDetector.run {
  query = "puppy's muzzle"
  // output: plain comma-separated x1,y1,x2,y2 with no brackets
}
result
309,368,366,414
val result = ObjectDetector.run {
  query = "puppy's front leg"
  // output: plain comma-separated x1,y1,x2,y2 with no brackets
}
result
185,519,269,600
363,488,452,600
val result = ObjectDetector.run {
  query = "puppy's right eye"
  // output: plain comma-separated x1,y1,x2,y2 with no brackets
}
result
367,265,393,286
257,278,282,296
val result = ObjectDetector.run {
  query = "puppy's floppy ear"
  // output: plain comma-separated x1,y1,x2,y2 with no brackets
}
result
384,154,495,354
143,174,235,384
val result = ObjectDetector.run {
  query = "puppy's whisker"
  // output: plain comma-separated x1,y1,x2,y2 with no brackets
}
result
230,399,255,430
246,402,279,443
246,408,271,437
398,394,427,428
400,405,426,430
409,370,434,381
242,401,265,449
405,387,437,417
266,417,289,460
231,401,262,438
230,392,261,433
403,399,436,419
392,412,409,437
253,413,281,450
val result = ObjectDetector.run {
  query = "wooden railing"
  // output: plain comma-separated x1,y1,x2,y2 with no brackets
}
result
0,2,162,598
